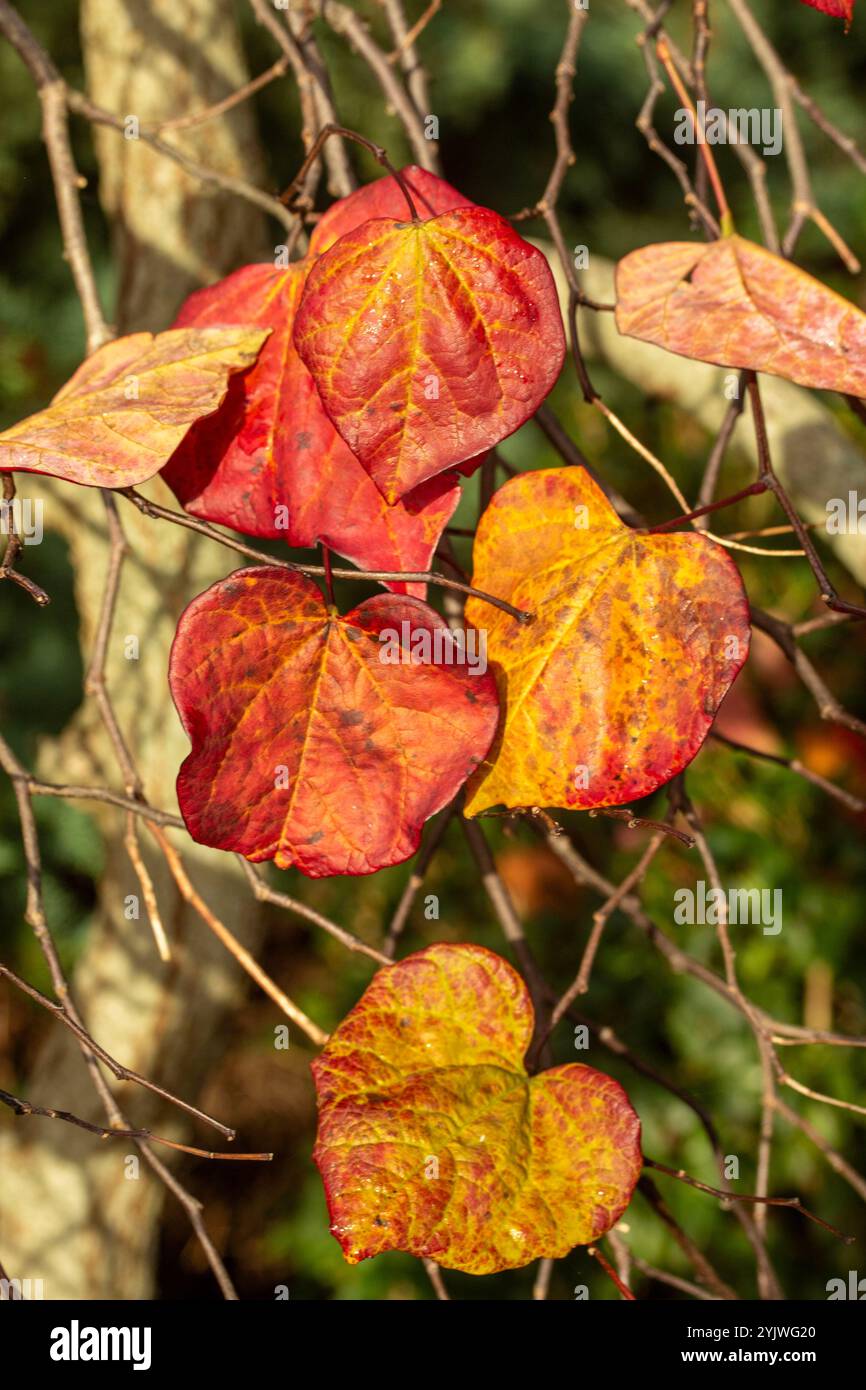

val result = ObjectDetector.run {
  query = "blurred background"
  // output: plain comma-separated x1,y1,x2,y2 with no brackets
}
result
1,0,865,1300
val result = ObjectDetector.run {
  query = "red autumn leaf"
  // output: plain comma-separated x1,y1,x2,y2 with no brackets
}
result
800,0,853,23
162,262,462,598
309,164,475,258
615,236,866,395
0,327,268,489
169,567,499,877
312,942,642,1273
462,467,751,815
294,207,566,503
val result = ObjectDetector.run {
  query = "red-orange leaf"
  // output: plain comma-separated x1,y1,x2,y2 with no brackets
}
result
294,208,566,503
309,164,474,258
463,467,750,815
615,236,866,394
169,568,499,877
800,0,853,24
0,327,268,488
312,942,642,1274
162,262,460,596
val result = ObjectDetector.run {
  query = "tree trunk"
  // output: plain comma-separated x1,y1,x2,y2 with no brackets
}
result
0,0,274,1300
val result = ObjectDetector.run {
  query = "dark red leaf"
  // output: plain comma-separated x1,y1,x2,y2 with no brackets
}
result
162,262,461,596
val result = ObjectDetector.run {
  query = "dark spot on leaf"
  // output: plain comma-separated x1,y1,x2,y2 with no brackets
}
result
340,708,364,726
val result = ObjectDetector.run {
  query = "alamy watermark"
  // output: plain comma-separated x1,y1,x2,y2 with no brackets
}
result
674,879,782,935
0,497,43,545
378,621,488,676
674,101,783,157
826,491,866,534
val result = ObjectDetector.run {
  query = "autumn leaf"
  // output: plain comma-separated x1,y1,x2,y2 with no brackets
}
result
0,327,268,488
169,567,499,877
463,467,750,816
294,207,566,504
309,164,475,258
162,262,461,597
615,236,866,395
800,0,854,24
312,942,642,1274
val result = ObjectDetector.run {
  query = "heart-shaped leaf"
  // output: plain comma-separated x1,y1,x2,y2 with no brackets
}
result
463,467,750,816
615,236,866,395
309,164,475,257
162,262,460,596
312,942,642,1274
169,567,499,877
0,327,268,488
294,207,566,503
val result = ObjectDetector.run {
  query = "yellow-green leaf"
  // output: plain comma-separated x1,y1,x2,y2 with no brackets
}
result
312,942,642,1274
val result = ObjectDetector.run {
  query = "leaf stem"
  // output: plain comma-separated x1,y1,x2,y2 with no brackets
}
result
648,480,769,532
587,1244,636,1301
280,121,420,222
321,542,335,605
656,35,732,231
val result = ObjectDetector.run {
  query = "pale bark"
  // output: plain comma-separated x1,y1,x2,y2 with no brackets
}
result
0,0,274,1300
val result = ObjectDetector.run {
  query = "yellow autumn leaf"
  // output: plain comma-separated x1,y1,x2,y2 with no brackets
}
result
464,467,750,815
0,326,269,488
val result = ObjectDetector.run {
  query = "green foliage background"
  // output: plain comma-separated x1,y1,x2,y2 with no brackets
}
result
1,0,865,1299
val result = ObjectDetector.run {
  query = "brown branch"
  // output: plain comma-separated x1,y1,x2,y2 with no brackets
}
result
0,961,235,1140
710,731,866,814
0,0,110,352
146,824,330,1048
239,858,391,967
149,57,292,134
0,731,240,1299
384,806,454,958
0,1088,272,1162
638,1176,739,1300
65,88,297,233
119,485,533,624
645,1158,854,1244
0,473,51,606
322,1,434,170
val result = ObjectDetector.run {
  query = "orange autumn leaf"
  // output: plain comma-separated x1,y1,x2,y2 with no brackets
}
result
615,236,866,395
463,467,750,816
294,207,565,504
169,567,499,878
0,327,269,488
312,942,642,1274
